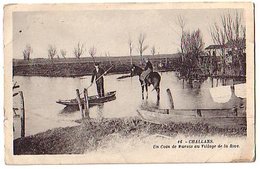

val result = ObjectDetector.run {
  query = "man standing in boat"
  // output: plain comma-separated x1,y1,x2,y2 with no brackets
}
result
91,62,106,97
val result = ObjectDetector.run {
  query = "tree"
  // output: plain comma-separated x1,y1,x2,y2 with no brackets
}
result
137,33,149,63
182,29,204,59
209,11,246,75
48,45,57,59
105,51,111,64
22,44,32,60
89,46,97,62
177,15,186,51
60,49,67,58
176,15,186,62
128,38,134,64
73,42,85,59
175,15,206,80
151,45,156,57
181,29,205,81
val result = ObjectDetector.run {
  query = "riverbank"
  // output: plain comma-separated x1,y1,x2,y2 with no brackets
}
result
13,54,179,77
14,117,247,155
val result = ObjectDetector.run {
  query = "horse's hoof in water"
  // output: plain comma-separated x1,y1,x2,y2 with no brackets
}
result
146,95,148,99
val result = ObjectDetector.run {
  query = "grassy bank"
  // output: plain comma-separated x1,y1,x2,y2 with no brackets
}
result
14,117,247,155
13,54,180,77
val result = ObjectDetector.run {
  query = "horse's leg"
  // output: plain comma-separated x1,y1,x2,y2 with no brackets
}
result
152,77,160,101
145,83,148,99
141,82,144,100
156,99,160,106
156,87,160,101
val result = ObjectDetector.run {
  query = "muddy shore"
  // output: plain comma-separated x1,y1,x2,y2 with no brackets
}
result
14,117,247,155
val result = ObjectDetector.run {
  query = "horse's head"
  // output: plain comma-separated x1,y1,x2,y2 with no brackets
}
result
130,64,137,76
130,64,143,76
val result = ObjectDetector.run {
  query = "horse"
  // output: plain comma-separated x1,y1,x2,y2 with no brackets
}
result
130,64,161,100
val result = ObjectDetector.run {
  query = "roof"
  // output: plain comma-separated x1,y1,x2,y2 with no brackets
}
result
205,39,246,50
205,45,224,50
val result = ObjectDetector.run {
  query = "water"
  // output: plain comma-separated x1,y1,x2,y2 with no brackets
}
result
13,72,235,137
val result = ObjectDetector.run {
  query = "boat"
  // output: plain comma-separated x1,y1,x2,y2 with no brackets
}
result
137,108,246,128
56,91,116,107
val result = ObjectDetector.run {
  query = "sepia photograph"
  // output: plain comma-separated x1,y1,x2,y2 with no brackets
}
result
4,2,255,164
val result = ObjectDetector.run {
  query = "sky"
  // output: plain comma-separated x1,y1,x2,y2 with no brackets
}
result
13,8,244,59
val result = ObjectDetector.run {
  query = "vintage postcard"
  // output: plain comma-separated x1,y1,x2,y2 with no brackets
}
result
4,3,255,164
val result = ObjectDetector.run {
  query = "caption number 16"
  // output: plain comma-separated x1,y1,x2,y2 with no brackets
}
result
177,140,183,144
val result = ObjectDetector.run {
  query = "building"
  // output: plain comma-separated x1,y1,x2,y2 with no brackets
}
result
205,38,246,76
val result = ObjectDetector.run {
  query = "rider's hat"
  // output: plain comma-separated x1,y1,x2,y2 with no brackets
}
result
94,62,100,66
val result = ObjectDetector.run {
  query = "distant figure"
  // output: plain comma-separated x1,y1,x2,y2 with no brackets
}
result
91,62,105,97
140,58,153,85
213,51,216,57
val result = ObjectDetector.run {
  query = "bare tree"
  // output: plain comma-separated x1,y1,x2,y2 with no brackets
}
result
73,42,85,59
222,11,245,51
151,45,156,57
128,38,134,64
48,45,57,59
60,49,67,58
210,22,226,54
89,46,97,62
177,15,186,54
180,29,205,81
182,29,204,61
184,30,204,56
176,15,205,80
209,11,245,75
105,51,111,64
22,44,33,60
137,33,149,62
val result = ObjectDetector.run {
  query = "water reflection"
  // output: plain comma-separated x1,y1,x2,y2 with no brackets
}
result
59,95,116,114
13,72,245,136
60,106,79,114
140,100,160,110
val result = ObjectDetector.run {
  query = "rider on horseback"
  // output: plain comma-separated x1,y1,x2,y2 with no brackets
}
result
140,58,153,86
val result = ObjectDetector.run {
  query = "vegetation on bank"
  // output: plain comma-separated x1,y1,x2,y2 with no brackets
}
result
14,117,247,155
13,54,180,77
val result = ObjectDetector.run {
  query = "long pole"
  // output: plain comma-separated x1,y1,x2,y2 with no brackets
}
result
77,65,112,98
80,66,113,80
95,66,113,82
19,91,25,138
166,88,174,109
76,89,84,119
83,88,90,119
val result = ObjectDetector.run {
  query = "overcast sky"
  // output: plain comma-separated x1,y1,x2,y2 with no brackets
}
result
13,9,244,59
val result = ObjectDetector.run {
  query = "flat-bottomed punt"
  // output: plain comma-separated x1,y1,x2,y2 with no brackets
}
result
56,91,116,107
137,107,246,128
